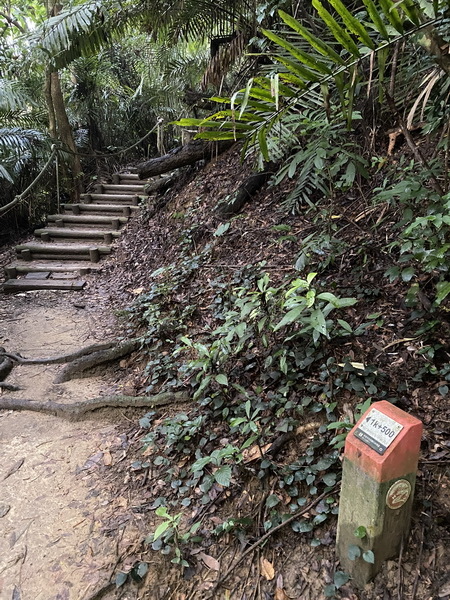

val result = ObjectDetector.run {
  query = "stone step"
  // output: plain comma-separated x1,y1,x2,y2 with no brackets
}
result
47,214,128,229
15,243,111,263
94,183,147,194
80,193,140,204
3,278,86,292
62,203,139,216
35,227,120,243
4,262,102,278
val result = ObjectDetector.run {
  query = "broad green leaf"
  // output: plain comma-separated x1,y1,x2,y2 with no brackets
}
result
362,0,389,38
322,472,337,486
334,571,350,587
312,0,361,57
278,10,345,64
328,0,375,47
354,526,367,538
379,0,404,32
136,562,149,578
214,222,230,237
273,56,321,82
153,520,171,541
115,572,128,588
196,131,246,141
214,465,232,487
274,305,304,331
317,292,340,305
435,281,450,304
306,289,316,308
310,308,328,337
155,506,169,517
258,125,269,161
171,118,204,127
215,374,229,386
401,267,415,282
337,319,353,333
363,550,375,564
397,0,421,25
266,494,280,508
191,456,212,472
348,544,362,560
239,78,254,119
262,28,331,74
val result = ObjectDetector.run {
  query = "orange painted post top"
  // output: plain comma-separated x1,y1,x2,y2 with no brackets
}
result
344,400,423,482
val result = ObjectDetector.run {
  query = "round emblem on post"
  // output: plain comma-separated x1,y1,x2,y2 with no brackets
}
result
386,479,411,509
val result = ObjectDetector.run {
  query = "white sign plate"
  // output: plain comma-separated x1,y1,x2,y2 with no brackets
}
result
354,408,404,455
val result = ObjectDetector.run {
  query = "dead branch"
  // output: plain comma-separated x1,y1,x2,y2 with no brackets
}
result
0,392,189,421
137,139,234,178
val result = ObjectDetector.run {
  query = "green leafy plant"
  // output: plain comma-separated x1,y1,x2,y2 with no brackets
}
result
147,506,202,567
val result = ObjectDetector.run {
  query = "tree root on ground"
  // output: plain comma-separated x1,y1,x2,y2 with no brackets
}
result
0,392,189,420
0,340,122,365
0,339,141,384
0,382,21,391
53,339,140,383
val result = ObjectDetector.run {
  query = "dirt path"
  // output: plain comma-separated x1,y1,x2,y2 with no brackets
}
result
0,290,130,600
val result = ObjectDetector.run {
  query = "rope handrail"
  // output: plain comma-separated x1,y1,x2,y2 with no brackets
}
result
0,146,58,217
57,118,163,159
0,119,163,218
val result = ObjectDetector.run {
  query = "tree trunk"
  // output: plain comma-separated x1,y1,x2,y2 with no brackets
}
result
137,139,235,178
44,71,57,139
44,0,82,202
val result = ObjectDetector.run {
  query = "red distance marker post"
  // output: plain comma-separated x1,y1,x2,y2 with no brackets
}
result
336,400,422,587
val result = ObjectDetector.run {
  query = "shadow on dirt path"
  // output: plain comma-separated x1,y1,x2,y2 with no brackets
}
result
0,291,130,600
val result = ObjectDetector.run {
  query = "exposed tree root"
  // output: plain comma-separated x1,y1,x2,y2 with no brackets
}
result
0,340,120,365
0,354,13,380
0,392,189,420
54,339,140,383
0,382,21,391
0,339,141,384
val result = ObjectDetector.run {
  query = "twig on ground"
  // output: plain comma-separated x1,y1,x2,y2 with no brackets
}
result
397,536,405,600
206,485,339,597
411,524,425,600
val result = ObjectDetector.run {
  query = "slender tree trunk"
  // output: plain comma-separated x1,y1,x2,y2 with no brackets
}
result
44,0,82,201
44,71,57,139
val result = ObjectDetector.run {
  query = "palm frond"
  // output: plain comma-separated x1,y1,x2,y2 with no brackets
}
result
28,0,137,69
0,78,33,112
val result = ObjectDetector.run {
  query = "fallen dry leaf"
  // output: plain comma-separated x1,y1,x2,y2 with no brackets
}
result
242,443,271,463
198,552,220,571
103,451,113,466
275,588,290,600
261,557,275,581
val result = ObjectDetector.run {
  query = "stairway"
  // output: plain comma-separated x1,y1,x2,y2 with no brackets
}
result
2,173,147,292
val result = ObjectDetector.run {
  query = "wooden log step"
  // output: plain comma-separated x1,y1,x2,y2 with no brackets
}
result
4,262,102,277
34,228,121,241
3,278,86,292
16,243,111,254
80,193,140,204
94,184,147,194
47,214,128,227
62,203,139,215
112,173,140,183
